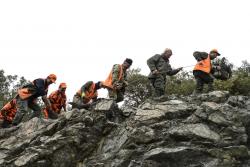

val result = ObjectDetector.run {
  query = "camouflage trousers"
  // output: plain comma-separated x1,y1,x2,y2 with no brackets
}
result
108,87,125,103
149,75,166,97
12,97,41,125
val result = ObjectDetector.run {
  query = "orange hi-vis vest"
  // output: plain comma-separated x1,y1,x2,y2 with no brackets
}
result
102,64,123,89
194,55,211,73
77,82,98,104
0,99,17,122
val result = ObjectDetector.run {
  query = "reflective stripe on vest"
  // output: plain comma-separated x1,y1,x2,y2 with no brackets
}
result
102,64,123,89
194,55,211,73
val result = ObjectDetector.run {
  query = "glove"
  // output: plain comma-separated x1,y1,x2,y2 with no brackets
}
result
152,70,159,75
123,81,129,87
113,82,123,90
177,67,183,71
216,66,221,70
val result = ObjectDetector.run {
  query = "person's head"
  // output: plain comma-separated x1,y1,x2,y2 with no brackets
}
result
46,74,57,85
59,82,67,92
162,48,172,59
122,58,133,70
209,49,220,59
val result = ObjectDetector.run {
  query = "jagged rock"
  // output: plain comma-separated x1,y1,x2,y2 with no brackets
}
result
0,91,250,167
143,147,217,167
168,123,221,142
129,126,155,144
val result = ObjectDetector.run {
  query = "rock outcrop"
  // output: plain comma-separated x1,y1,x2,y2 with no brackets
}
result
1,92,250,167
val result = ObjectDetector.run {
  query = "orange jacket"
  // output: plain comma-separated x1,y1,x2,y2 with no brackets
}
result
48,90,67,114
0,99,17,122
102,64,123,89
77,82,97,104
194,55,211,73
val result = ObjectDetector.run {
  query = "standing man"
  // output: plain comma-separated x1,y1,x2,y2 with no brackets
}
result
43,82,67,119
103,58,133,103
71,81,103,109
193,49,221,94
12,74,57,125
147,48,182,97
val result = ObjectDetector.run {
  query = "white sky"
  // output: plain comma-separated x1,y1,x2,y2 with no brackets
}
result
0,0,250,100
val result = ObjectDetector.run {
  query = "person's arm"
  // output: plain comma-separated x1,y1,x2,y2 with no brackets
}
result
166,63,183,76
42,95,52,110
193,51,208,61
147,54,161,72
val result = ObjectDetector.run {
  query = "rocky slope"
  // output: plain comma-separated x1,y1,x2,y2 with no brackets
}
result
1,91,250,167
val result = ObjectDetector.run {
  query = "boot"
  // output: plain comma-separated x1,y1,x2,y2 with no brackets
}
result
47,109,58,119
208,83,214,92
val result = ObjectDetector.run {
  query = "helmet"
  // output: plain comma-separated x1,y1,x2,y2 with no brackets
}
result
47,74,57,83
210,49,221,56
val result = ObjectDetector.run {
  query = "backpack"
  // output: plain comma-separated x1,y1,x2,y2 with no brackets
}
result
212,57,232,80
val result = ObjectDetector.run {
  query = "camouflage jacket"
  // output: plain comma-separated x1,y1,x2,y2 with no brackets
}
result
112,64,127,85
147,54,179,78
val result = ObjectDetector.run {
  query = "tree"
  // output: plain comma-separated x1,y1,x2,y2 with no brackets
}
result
0,69,28,107
123,68,152,107
165,71,195,95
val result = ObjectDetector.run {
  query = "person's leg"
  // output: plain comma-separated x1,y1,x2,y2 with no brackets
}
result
116,87,125,103
193,71,204,94
12,97,28,125
153,76,165,97
28,99,42,119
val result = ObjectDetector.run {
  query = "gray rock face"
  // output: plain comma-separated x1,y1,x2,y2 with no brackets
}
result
1,91,250,167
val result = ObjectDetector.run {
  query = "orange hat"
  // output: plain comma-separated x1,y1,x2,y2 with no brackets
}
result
59,82,67,88
47,74,57,83
210,49,221,56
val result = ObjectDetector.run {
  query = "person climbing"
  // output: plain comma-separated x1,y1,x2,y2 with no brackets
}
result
102,58,133,103
193,49,221,94
0,99,17,128
43,82,67,119
70,81,103,109
147,48,183,97
12,74,57,125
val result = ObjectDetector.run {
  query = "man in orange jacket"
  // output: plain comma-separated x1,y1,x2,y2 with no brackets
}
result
12,74,57,125
71,81,103,109
43,82,67,119
0,99,17,128
102,58,133,103
193,49,221,94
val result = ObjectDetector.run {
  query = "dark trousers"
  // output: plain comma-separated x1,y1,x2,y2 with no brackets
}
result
12,97,41,125
149,75,166,97
193,70,214,93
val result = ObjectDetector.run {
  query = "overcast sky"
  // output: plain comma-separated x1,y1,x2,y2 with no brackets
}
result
0,0,249,100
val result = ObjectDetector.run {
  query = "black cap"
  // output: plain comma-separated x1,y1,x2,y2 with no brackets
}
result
124,58,133,66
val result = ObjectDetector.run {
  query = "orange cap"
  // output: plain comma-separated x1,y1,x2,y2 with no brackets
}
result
47,74,57,83
59,82,67,88
210,49,221,56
